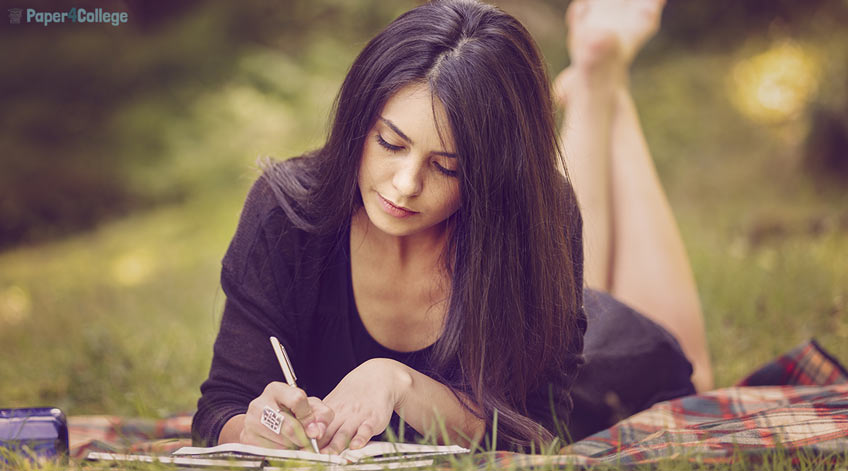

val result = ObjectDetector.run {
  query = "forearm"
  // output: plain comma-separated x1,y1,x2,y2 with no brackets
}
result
393,362,485,448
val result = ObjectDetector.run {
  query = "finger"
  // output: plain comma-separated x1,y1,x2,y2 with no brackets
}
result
269,384,317,430
244,401,297,449
262,382,315,446
265,382,310,416
348,422,375,450
323,422,358,455
277,408,313,449
318,416,343,450
306,397,333,440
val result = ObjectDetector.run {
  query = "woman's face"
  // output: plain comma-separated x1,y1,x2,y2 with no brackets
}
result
357,83,461,239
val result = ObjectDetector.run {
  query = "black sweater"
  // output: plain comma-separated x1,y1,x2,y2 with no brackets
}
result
192,171,587,448
193,168,695,447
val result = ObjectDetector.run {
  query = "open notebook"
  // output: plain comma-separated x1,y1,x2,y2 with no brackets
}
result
171,441,470,466
87,441,469,469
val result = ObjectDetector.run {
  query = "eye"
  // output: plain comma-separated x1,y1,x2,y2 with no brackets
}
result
433,162,458,177
376,134,403,153
377,133,458,177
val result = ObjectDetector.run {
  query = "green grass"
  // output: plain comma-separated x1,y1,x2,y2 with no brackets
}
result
0,184,247,416
2,12,848,471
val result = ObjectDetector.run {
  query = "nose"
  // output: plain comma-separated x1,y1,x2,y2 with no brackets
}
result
392,157,424,198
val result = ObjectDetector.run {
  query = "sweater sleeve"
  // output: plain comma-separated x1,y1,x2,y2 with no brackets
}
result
192,176,304,446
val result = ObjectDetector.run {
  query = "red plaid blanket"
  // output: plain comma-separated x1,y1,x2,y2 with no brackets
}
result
69,339,848,466
495,339,848,467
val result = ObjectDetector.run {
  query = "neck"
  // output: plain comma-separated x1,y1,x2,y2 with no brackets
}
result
350,209,451,272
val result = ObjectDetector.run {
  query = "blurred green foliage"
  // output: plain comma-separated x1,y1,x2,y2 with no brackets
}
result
3,0,847,250
658,0,846,49
0,0,417,251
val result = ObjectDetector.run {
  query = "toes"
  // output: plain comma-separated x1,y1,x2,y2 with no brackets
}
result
565,0,588,29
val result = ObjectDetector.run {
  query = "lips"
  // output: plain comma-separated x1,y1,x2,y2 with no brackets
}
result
377,193,417,218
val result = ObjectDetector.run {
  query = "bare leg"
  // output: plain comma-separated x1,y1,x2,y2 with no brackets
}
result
555,0,714,391
555,0,662,289
555,63,617,290
608,90,714,392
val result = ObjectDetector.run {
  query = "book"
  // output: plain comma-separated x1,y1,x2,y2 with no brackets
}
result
172,441,470,466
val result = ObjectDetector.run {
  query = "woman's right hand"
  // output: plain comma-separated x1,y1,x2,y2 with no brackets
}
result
239,381,334,450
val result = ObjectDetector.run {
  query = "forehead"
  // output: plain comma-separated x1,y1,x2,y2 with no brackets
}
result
379,83,456,151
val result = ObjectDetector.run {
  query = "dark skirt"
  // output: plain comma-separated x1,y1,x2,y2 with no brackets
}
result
568,288,696,442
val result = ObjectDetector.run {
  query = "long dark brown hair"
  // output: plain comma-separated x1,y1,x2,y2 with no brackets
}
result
261,0,584,449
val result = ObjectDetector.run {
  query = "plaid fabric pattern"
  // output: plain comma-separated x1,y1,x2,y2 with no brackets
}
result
492,384,848,467
68,339,848,466
491,339,848,467
738,339,848,387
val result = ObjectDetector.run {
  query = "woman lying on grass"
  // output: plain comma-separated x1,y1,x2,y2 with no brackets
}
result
192,0,712,453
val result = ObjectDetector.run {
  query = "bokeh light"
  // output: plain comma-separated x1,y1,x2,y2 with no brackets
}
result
728,40,820,124
111,249,157,287
0,285,32,326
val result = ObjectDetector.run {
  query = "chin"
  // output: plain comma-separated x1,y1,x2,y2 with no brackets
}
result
361,207,415,236
373,217,419,237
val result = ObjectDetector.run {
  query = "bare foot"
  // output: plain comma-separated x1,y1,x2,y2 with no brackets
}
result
568,0,665,69
554,0,665,106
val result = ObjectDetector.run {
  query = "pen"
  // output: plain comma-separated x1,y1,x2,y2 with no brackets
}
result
269,336,321,454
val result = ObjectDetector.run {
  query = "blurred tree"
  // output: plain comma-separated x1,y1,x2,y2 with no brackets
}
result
803,51,848,185
659,0,845,50
0,0,413,252
805,106,848,182
0,0,238,251
2,0,844,251
123,0,202,31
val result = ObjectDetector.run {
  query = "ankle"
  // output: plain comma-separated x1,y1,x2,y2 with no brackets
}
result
558,64,628,104
571,29,632,72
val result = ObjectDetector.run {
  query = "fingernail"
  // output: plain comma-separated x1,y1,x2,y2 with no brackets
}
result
306,422,319,438
317,423,326,439
350,438,363,449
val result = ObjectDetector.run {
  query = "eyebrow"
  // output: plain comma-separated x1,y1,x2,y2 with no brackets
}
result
379,116,457,158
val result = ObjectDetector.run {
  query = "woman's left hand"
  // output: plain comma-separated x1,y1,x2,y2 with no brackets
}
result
319,358,411,453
